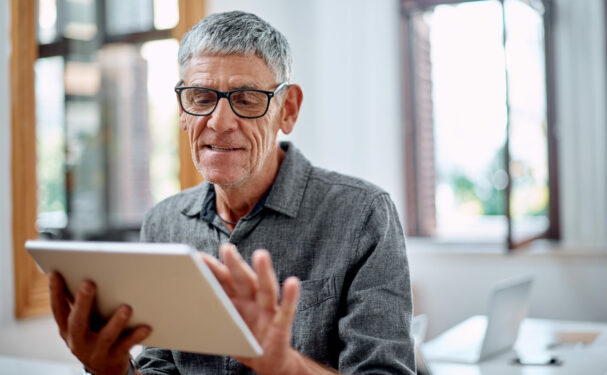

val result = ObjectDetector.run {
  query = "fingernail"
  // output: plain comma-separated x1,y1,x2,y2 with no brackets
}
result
121,306,132,318
81,281,94,294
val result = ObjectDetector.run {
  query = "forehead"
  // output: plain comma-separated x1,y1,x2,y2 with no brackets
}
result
183,54,276,89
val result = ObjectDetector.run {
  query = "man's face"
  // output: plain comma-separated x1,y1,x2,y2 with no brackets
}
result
179,54,287,188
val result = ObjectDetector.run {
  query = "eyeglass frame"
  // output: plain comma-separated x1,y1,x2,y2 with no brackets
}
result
174,80,290,119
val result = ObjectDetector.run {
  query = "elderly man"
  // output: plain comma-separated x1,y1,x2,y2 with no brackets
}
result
49,11,415,375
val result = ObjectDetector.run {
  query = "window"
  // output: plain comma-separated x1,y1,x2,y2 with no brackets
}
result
11,0,205,319
402,0,559,249
35,0,183,241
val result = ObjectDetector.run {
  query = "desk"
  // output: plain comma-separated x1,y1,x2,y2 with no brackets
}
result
425,318,607,375
0,355,80,375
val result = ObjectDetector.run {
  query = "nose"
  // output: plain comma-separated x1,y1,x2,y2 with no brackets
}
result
206,97,238,133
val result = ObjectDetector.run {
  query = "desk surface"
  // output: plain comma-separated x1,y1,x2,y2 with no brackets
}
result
2,319,605,374
0,355,80,375
425,318,607,375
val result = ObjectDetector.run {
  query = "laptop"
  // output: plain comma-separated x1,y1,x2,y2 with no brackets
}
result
422,274,534,363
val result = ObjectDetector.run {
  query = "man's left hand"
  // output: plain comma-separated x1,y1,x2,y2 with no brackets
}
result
201,243,302,375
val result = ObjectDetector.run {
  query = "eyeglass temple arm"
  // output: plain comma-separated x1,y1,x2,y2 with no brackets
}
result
275,81,289,92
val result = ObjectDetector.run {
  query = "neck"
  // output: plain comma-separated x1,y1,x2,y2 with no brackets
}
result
215,146,285,225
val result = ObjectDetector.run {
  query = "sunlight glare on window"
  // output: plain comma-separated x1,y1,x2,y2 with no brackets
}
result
504,0,550,240
154,0,179,30
429,1,508,240
38,0,57,44
35,57,67,231
141,39,181,203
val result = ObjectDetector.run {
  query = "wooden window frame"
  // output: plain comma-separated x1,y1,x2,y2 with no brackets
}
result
11,0,205,319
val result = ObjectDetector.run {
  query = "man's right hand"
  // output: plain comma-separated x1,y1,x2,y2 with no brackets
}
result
49,272,151,375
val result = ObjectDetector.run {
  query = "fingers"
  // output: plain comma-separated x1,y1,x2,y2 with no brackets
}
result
67,280,96,342
97,305,133,351
201,252,237,297
252,250,279,311
220,243,259,298
274,277,300,330
112,325,152,354
48,272,71,336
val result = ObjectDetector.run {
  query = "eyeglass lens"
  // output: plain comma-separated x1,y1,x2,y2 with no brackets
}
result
181,88,269,117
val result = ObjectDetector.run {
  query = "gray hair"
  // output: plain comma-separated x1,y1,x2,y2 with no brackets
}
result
178,11,292,83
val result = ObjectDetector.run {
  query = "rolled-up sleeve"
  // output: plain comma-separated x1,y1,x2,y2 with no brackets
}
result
338,194,416,374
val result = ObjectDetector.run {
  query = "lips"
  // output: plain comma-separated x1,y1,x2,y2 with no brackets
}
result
207,145,239,151
201,143,245,153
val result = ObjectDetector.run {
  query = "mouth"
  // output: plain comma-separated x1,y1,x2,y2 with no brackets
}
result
205,145,241,152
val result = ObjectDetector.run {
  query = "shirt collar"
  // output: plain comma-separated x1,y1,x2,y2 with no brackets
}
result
180,141,311,219
199,183,271,224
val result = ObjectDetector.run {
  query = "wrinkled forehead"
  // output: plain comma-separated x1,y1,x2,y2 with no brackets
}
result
181,50,279,82
182,53,277,88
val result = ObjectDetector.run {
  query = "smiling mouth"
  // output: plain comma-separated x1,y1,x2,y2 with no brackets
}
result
206,145,240,151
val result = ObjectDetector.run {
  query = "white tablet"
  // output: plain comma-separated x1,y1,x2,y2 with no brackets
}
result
25,240,262,358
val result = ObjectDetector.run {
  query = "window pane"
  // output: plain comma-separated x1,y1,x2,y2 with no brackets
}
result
153,0,179,30
65,41,180,240
504,0,550,242
35,57,67,233
35,2,180,242
63,0,97,40
98,44,154,230
140,39,180,204
37,0,58,44
427,1,508,240
105,0,154,35
66,98,105,237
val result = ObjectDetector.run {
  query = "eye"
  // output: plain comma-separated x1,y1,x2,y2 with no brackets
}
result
231,91,265,107
191,90,216,105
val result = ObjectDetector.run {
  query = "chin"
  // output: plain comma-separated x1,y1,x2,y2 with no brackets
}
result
198,168,247,187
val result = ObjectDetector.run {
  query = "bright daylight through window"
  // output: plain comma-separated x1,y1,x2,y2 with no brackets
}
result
35,0,181,241
403,0,555,248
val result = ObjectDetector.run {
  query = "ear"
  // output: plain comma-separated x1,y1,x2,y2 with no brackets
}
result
177,93,187,131
278,84,303,135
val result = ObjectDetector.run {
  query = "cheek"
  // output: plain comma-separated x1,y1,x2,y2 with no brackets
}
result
185,117,204,144
250,120,276,158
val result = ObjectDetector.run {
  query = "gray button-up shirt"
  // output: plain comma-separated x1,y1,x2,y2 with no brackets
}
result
137,142,415,374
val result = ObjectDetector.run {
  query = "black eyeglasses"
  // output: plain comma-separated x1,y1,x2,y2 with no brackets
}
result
174,81,289,119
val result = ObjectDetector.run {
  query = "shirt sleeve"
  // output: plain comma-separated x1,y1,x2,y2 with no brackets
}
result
337,193,416,375
135,347,179,375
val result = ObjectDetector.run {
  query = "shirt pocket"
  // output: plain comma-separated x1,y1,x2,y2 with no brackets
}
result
292,276,339,364
297,276,337,311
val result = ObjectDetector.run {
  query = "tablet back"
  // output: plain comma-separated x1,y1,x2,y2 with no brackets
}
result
26,240,262,358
